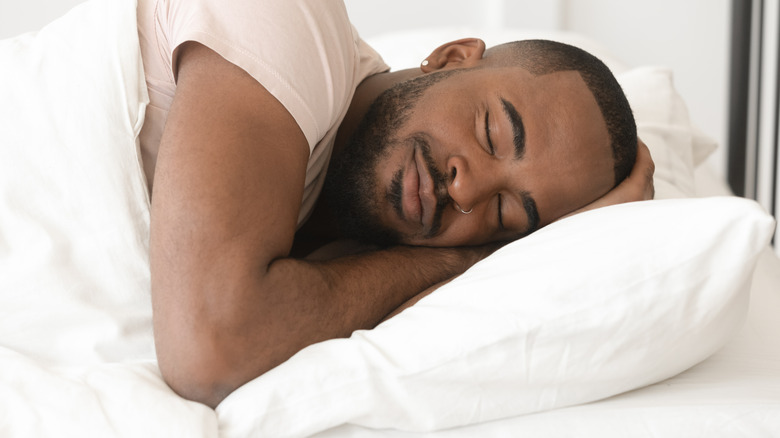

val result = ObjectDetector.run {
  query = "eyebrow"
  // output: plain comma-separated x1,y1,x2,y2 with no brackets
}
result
521,191,540,235
500,97,526,160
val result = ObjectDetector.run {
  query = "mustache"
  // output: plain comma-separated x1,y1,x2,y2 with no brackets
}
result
419,141,449,238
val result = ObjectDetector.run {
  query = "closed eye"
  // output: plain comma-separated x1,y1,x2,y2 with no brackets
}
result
484,110,495,155
497,193,504,230
486,110,503,229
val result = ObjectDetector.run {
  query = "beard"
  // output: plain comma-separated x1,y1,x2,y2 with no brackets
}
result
321,70,461,246
321,134,402,247
323,132,452,246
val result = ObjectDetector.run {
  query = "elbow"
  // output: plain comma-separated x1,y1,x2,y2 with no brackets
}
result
158,352,239,409
150,277,293,407
151,281,274,408
155,332,253,409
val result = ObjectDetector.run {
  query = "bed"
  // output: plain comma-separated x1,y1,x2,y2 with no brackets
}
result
0,1,778,437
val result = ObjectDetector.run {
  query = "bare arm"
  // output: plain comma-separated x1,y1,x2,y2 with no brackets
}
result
150,43,486,408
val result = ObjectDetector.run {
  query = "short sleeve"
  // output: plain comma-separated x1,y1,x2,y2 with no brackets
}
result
158,0,360,150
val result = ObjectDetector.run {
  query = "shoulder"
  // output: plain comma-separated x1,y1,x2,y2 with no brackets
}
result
160,0,370,146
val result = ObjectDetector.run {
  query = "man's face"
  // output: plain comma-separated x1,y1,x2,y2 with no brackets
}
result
328,66,615,247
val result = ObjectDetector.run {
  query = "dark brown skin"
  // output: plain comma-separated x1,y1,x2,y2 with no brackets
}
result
149,39,654,409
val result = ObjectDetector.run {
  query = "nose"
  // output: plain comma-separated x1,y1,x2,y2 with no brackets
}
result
446,155,501,214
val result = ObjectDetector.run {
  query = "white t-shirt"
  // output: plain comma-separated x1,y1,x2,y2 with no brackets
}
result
136,0,388,224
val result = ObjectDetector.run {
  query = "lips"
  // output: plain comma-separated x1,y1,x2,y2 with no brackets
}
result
414,148,437,232
401,151,423,224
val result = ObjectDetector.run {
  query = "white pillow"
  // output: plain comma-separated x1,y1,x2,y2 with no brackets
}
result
617,67,698,199
0,0,152,365
217,197,775,437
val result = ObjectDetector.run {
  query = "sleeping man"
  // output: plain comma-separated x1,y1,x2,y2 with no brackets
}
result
139,0,655,408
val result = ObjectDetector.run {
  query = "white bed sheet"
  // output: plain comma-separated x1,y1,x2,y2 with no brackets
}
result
312,165,780,438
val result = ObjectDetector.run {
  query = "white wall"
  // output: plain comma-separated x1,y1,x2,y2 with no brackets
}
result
0,0,84,38
2,0,731,177
561,0,731,175
343,0,566,34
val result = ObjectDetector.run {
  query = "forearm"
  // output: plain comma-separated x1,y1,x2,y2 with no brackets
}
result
281,246,469,327
153,244,482,408
381,277,455,323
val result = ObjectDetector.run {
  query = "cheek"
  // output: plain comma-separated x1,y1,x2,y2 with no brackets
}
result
534,173,612,224
568,157,616,201
419,212,494,247
530,146,615,221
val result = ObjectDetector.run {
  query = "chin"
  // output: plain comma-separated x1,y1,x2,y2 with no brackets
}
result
322,176,400,247
341,216,402,247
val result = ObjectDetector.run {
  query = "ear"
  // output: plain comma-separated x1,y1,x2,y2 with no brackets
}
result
420,38,486,73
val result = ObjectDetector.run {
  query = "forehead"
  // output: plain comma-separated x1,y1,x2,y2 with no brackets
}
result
412,66,610,162
412,66,601,126
527,71,614,221
523,69,611,158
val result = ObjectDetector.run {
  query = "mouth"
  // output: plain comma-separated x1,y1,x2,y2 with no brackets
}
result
399,146,437,232
400,150,423,225
414,148,437,233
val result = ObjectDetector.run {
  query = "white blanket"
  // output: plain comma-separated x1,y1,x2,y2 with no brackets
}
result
0,0,216,436
0,0,152,366
0,349,216,437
